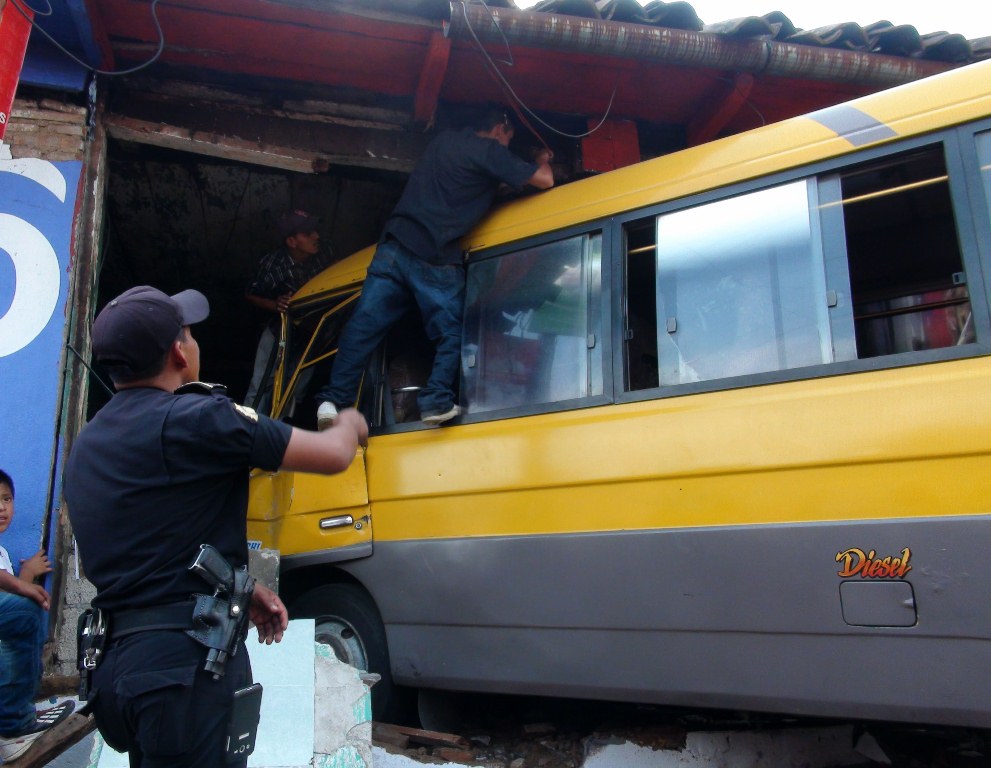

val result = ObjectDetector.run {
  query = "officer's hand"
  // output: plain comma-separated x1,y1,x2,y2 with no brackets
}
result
249,583,288,645
336,408,369,448
275,293,293,313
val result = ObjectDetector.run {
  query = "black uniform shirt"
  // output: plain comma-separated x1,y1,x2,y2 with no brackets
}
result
64,385,292,611
382,128,538,266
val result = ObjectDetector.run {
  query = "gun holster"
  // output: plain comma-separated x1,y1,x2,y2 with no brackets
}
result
76,607,108,702
186,594,238,647
185,553,255,679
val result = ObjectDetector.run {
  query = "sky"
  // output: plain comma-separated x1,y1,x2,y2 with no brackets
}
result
513,0,991,40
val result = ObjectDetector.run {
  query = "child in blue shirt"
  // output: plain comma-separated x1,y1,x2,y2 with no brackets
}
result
0,469,73,763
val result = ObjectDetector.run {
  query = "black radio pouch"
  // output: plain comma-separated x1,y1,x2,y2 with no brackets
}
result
225,683,263,762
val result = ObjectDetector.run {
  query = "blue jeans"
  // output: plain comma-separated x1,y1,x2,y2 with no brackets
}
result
316,239,465,416
0,592,44,736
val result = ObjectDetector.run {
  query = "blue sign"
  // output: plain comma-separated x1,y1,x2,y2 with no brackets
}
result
0,158,80,574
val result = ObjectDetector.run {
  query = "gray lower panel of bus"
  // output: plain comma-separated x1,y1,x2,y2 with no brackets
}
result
340,516,991,727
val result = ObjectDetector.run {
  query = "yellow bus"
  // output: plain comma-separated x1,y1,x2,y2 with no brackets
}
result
248,58,991,727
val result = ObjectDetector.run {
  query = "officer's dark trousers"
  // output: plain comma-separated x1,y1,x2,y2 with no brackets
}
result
91,630,251,768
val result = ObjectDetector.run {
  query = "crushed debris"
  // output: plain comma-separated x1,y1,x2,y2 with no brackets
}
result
369,693,991,767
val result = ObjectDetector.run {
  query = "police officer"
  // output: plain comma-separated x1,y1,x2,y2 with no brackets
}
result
63,285,368,768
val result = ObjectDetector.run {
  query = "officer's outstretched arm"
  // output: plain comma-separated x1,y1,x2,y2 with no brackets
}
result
280,408,369,474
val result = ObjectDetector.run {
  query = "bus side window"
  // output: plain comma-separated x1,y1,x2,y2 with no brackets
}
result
653,179,833,386
836,146,973,357
623,143,976,393
624,222,659,391
462,233,603,414
376,317,433,425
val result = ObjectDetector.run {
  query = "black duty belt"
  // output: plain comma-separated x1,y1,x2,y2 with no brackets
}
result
111,601,197,639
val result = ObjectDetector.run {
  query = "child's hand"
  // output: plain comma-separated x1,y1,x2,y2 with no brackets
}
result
22,581,50,610
19,550,53,583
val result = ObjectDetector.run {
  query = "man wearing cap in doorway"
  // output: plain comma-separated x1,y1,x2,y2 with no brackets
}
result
63,285,368,768
244,210,335,414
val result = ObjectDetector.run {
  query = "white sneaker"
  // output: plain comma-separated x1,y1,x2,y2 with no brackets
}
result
0,730,43,762
316,401,339,431
422,404,462,426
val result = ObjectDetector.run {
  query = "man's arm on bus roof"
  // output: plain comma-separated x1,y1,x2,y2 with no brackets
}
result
280,408,369,473
526,148,555,190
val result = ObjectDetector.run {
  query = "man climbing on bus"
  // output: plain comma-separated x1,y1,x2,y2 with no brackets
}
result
315,106,555,428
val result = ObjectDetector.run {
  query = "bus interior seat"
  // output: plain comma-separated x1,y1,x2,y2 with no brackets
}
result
382,318,433,424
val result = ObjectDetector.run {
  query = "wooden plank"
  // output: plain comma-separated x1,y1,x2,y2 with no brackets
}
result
373,722,470,749
9,713,96,768
686,72,754,146
103,114,323,173
102,103,428,173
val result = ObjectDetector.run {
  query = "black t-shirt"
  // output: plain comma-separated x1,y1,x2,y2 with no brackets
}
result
64,385,292,611
382,128,538,265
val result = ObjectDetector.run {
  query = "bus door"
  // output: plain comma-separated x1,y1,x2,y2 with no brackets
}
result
247,289,371,558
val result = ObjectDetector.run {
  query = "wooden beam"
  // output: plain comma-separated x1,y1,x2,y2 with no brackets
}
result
104,87,435,174
103,114,326,173
14,713,97,768
413,30,452,126
119,76,411,129
686,73,754,147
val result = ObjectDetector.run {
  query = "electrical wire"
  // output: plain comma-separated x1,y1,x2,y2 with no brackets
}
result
11,0,52,16
66,343,116,398
8,0,167,77
713,74,767,127
459,0,619,141
476,0,514,67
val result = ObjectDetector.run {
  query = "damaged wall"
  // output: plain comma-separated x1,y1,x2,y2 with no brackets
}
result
4,96,87,161
1,92,89,678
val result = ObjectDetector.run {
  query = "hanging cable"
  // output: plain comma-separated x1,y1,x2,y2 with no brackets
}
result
66,343,116,399
9,0,167,77
475,0,514,67
459,1,619,141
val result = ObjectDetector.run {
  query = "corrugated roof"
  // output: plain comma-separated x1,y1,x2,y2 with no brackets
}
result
517,0,988,62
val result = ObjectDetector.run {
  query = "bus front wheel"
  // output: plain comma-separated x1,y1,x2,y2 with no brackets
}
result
290,583,409,723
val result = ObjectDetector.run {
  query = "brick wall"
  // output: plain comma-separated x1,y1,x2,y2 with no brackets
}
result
5,96,87,161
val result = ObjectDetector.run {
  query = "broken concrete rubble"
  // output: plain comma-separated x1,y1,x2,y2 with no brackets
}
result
371,718,872,767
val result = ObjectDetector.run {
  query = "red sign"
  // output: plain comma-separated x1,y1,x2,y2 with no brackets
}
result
0,0,33,141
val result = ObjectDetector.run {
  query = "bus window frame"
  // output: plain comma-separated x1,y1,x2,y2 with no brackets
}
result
388,224,617,431
461,230,605,416
361,224,616,436
270,289,361,421
612,122,991,406
949,118,991,320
